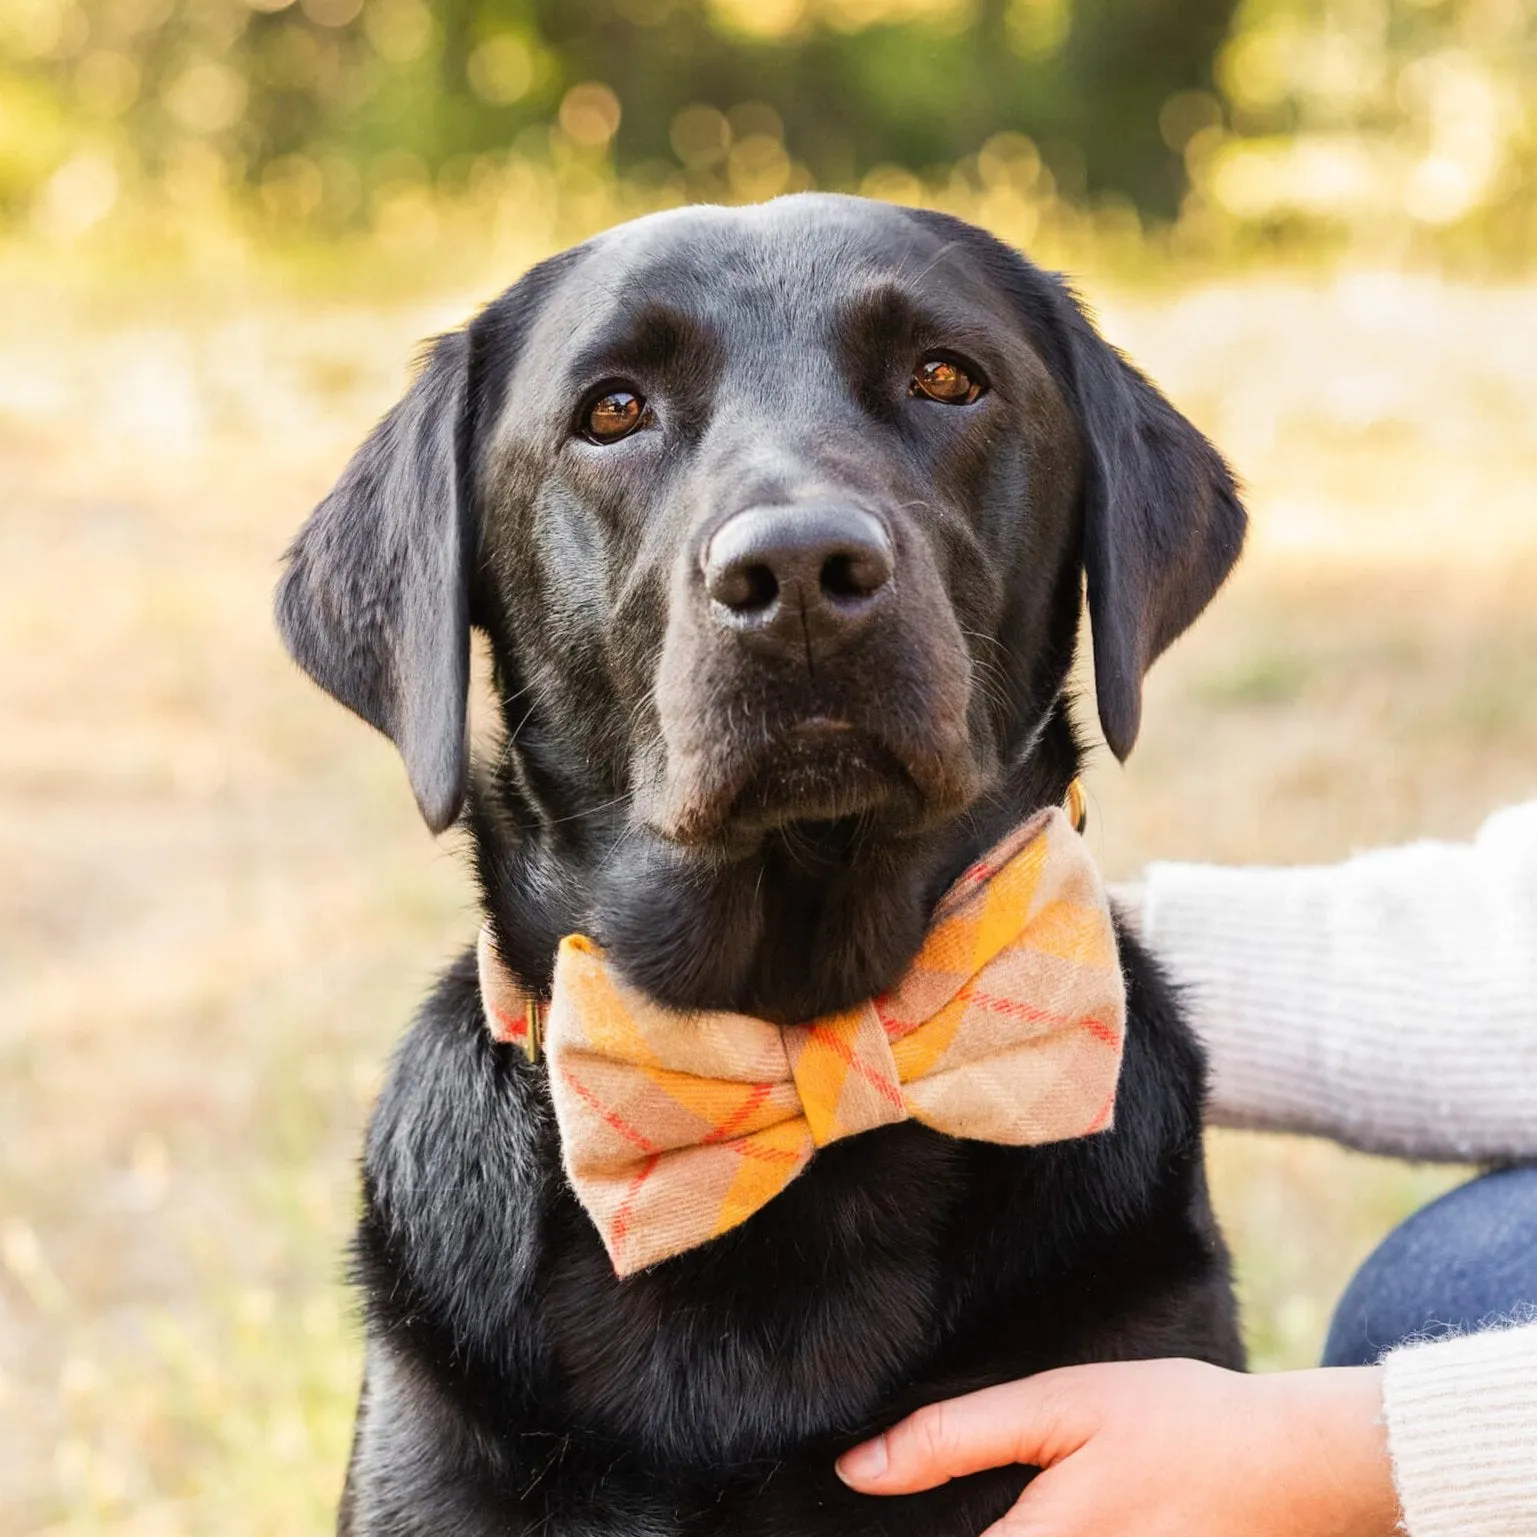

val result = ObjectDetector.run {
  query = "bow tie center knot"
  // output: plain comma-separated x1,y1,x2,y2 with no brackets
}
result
783,1003,909,1148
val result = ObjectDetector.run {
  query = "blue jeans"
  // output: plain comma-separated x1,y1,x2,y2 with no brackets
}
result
1322,1164,1537,1367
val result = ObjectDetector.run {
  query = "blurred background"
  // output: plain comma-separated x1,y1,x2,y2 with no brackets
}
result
3,0,1535,1532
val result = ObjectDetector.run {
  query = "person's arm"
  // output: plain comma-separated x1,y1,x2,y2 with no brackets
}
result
1135,799,1537,1160
837,1320,1537,1537
835,803,1537,1534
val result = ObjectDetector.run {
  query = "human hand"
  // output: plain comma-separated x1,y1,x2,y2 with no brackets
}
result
836,1358,1399,1537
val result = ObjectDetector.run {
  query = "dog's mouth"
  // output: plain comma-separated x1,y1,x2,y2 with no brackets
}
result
649,587,985,853
723,717,921,835
652,712,975,850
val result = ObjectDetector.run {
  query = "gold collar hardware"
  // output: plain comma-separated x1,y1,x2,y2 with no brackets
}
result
477,923,548,1064
1065,777,1088,835
521,995,544,1064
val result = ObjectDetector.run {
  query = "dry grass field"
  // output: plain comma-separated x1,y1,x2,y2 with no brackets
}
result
3,257,1536,1536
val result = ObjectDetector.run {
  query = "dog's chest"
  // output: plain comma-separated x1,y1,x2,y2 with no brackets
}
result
540,1124,968,1468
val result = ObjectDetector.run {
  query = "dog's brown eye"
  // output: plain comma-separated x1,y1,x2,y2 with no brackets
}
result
911,357,984,405
584,389,647,443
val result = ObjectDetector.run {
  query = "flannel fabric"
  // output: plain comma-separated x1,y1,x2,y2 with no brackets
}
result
477,804,1125,1275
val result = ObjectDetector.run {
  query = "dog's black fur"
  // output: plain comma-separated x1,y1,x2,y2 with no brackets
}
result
276,195,1247,1537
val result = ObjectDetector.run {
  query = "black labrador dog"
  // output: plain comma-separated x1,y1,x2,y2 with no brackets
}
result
277,193,1246,1537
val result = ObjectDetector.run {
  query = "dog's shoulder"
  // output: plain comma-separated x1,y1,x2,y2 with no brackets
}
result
366,949,556,1205
356,950,559,1376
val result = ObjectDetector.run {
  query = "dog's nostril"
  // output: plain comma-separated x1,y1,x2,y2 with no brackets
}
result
703,502,893,653
820,549,890,602
714,561,780,614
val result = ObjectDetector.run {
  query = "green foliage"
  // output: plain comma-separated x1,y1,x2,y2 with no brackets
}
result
1189,0,1537,261
2,0,1235,233
2,2,1534,292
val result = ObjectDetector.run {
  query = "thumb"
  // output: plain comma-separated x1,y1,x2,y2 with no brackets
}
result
836,1371,1099,1496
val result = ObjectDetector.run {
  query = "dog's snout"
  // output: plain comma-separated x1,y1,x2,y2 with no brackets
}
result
703,504,893,660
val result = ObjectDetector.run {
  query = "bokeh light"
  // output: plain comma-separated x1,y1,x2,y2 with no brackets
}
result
0,0,1530,265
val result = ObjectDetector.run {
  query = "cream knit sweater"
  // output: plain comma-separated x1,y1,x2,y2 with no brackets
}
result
1140,800,1537,1537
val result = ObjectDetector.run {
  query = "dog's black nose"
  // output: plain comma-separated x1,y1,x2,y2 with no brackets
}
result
703,504,893,660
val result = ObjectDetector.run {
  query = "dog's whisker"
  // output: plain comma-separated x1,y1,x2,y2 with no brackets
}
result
540,789,636,828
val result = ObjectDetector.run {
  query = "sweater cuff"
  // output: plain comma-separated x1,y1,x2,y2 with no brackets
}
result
1383,1322,1537,1537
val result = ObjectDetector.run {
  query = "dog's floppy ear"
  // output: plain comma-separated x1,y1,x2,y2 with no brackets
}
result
903,207,1245,760
276,330,473,833
1050,285,1246,759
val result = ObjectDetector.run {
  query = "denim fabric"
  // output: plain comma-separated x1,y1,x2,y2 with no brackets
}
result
1323,1164,1537,1367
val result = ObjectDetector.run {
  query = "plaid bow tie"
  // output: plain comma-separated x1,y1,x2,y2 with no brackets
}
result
477,803,1125,1276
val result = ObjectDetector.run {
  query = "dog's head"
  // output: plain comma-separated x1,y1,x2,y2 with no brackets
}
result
278,195,1242,1018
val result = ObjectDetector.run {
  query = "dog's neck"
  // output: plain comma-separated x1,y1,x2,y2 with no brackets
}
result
470,708,1082,1025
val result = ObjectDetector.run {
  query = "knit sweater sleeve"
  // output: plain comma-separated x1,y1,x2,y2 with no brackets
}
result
1139,799,1537,1161
1381,1319,1537,1537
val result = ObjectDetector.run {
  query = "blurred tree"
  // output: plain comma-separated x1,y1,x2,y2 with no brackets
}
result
6,0,1533,262
1190,0,1537,260
524,0,1241,212
3,0,1239,228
